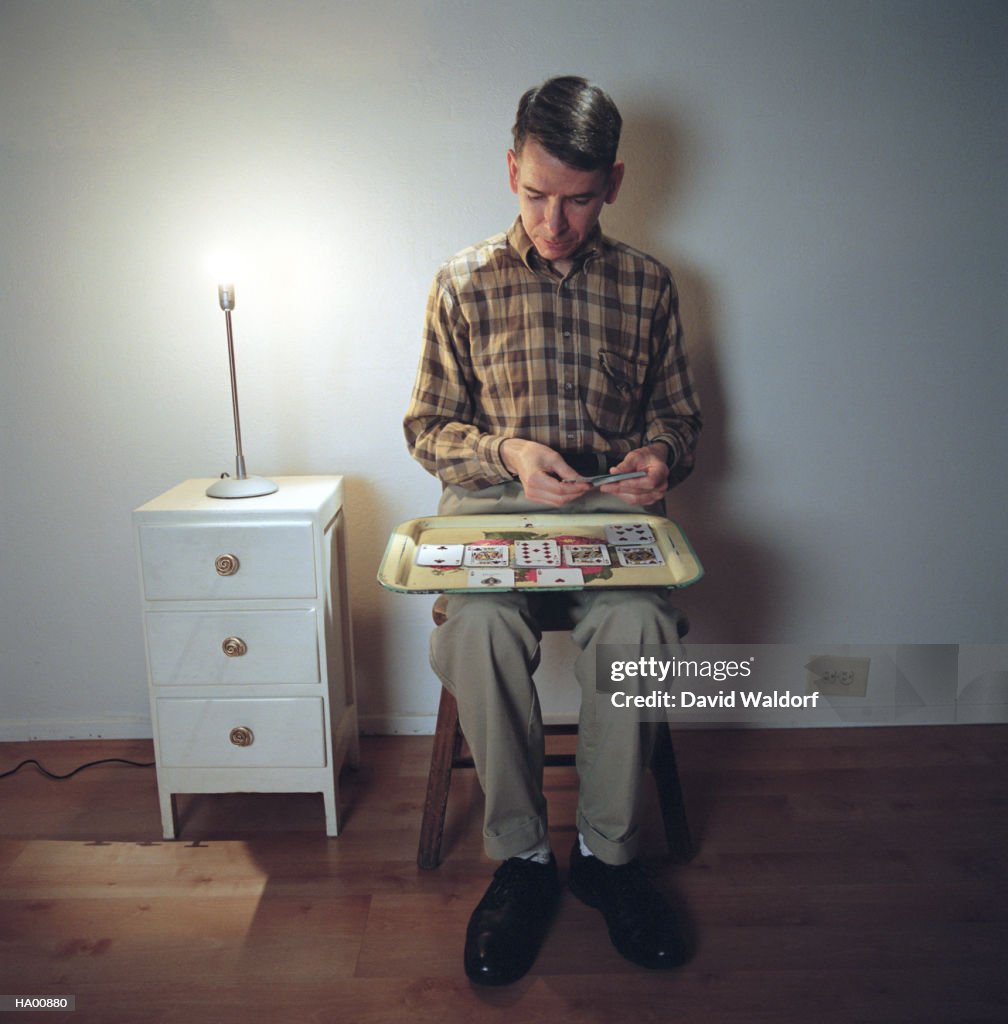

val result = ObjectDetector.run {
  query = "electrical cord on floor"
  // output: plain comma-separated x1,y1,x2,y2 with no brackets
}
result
0,757,155,780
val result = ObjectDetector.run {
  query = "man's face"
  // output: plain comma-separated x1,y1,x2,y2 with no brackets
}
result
508,138,624,267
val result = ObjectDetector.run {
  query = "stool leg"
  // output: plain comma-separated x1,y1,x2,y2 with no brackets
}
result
650,722,694,863
418,688,464,869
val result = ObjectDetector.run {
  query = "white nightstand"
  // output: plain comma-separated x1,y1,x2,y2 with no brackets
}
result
133,476,359,839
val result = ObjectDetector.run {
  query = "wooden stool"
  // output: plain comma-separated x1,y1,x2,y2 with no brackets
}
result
418,593,694,869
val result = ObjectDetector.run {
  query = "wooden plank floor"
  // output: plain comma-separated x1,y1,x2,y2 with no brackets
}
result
1,726,1006,1024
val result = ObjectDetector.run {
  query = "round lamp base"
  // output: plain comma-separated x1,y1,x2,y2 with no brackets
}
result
205,475,279,499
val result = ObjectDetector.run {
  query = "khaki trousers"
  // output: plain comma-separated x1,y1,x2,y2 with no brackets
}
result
429,482,687,865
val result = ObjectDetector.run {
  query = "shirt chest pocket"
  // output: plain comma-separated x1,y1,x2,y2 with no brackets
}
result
585,348,650,437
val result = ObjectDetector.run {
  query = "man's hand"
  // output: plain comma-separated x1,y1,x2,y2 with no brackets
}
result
500,439,593,508
500,439,672,508
596,443,671,506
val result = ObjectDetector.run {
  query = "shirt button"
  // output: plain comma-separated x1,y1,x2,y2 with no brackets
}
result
564,382,574,394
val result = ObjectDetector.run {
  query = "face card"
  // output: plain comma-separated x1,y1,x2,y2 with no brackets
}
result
514,539,561,567
467,568,515,588
605,523,656,546
616,544,664,568
532,568,585,587
562,543,611,567
416,543,464,566
464,543,510,567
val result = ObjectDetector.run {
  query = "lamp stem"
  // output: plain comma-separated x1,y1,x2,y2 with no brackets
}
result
205,282,277,499
224,308,248,480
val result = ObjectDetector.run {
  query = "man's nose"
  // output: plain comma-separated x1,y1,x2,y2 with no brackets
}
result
544,199,567,235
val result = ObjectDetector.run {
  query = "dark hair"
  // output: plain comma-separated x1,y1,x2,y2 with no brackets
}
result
512,76,622,171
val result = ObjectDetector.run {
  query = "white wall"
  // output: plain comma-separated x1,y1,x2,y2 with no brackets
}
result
1,0,1005,739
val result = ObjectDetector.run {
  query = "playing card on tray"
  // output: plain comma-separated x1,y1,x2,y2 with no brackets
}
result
514,539,561,567
605,523,656,546
562,543,611,567
615,544,665,568
463,543,510,567
532,568,585,587
416,543,464,566
467,568,516,588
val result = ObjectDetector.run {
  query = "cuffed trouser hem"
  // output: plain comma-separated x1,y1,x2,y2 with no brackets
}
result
483,816,550,862
576,811,641,866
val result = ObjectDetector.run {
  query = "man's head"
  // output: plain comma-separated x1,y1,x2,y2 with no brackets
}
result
508,76,624,268
512,76,622,172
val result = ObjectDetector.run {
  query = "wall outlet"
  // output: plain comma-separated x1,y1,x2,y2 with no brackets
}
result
805,655,871,697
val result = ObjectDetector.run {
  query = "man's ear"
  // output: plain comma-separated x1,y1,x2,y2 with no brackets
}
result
605,160,625,204
507,149,520,195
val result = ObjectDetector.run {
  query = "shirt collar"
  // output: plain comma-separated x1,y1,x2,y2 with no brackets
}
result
507,217,603,274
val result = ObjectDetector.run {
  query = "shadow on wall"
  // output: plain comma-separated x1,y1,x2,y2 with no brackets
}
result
609,99,786,644
335,474,396,723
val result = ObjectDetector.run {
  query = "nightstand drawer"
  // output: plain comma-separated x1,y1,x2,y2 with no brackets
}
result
145,609,320,685
138,522,316,600
156,697,326,768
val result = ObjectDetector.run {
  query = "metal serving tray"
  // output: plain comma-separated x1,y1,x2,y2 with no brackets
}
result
377,513,703,594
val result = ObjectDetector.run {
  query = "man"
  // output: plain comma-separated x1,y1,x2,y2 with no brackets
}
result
404,76,702,985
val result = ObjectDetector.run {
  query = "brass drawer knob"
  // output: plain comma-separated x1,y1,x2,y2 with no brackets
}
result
229,726,254,747
214,553,240,576
222,636,248,658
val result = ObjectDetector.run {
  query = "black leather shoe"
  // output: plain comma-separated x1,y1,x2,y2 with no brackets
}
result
464,855,560,986
568,842,688,969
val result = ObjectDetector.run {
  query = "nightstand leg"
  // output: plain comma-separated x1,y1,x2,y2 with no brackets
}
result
160,789,179,840
323,788,340,837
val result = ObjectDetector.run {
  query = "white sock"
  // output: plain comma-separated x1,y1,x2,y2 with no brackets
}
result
516,838,552,864
578,833,594,858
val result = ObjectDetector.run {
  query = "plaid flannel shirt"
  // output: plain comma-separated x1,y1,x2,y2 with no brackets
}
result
404,218,702,490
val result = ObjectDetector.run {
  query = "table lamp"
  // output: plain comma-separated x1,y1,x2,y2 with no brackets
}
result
205,282,278,499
